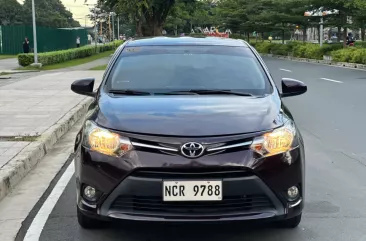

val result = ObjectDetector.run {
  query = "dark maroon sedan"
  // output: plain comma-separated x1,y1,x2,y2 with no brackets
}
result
71,36,307,229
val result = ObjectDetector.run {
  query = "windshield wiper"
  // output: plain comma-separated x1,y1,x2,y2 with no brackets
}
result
109,89,151,96
158,89,253,96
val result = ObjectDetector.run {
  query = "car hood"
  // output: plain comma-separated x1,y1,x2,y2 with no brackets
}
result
95,94,284,136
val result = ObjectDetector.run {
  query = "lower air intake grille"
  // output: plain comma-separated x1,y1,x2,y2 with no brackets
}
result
110,195,274,216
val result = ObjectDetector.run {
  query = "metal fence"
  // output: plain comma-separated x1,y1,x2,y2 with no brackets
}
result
0,25,88,55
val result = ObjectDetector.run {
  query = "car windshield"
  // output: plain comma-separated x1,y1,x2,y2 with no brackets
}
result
106,45,272,96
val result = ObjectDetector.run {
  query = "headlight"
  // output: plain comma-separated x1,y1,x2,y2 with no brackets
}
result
250,121,297,157
82,120,133,157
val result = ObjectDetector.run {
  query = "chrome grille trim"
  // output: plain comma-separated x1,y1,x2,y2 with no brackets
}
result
289,198,302,208
131,142,178,152
206,141,253,152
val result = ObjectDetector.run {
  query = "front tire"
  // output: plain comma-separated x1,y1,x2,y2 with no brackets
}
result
77,208,107,229
276,213,302,229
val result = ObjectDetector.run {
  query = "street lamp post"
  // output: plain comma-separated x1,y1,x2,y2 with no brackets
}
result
31,0,38,64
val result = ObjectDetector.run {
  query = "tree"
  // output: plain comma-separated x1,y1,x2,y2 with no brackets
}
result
217,0,309,42
308,0,366,47
164,1,190,35
22,0,81,28
96,0,197,36
353,14,366,41
164,0,216,35
0,0,23,25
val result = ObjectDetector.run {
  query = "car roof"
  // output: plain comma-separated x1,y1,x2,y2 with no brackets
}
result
126,36,250,47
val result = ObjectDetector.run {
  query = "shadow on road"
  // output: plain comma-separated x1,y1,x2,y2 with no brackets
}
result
81,219,306,241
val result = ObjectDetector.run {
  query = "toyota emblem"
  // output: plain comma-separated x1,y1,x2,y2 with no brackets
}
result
181,142,205,158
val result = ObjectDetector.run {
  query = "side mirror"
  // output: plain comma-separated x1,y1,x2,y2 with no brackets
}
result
71,78,95,97
281,78,307,98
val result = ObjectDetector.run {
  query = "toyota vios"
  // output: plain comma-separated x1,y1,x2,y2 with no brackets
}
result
71,37,307,229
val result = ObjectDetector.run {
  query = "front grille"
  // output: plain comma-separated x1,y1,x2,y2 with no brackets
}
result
110,195,274,217
130,168,252,179
128,135,254,157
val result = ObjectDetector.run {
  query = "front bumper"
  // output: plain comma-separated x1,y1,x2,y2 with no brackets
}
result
76,148,304,222
101,171,284,221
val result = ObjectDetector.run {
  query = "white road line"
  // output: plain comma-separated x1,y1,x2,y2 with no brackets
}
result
280,68,292,72
24,161,75,241
320,78,343,83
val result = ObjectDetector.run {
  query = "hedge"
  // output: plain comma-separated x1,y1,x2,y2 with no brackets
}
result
250,41,366,64
331,48,366,64
232,38,366,64
250,41,343,60
18,40,124,67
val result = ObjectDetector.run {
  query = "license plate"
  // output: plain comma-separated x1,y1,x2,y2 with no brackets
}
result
163,180,222,201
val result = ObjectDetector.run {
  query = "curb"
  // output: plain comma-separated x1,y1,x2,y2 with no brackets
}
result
1,70,40,74
0,97,93,202
260,54,366,70
11,70,41,74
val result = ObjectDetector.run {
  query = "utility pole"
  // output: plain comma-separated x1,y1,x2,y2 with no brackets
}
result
109,15,111,41
31,0,38,64
117,16,120,39
319,17,324,47
85,3,99,47
112,14,115,41
94,22,97,47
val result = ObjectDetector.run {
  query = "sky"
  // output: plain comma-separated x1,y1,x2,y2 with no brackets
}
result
17,0,98,27
62,0,97,26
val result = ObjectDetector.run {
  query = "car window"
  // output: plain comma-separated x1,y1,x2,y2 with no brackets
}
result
106,45,272,96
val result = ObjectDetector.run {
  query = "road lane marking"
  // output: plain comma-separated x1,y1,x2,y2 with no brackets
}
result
320,78,343,83
24,160,75,241
280,68,292,72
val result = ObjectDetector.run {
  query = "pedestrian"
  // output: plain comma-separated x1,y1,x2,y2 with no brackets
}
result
346,32,355,46
23,37,30,53
76,36,80,48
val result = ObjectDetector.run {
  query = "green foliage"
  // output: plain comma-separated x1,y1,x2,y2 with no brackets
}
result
189,33,207,37
292,44,307,58
102,0,177,36
18,54,34,67
0,0,23,25
254,42,276,54
216,0,309,38
229,34,246,40
249,40,346,60
331,48,366,64
18,41,123,67
89,64,107,70
21,0,81,27
303,44,324,59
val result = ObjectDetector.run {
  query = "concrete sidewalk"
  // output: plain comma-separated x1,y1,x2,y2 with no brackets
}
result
0,58,19,71
0,70,103,201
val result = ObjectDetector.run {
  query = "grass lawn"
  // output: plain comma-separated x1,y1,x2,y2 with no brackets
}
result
89,64,107,70
0,55,16,60
17,50,114,71
0,72,12,76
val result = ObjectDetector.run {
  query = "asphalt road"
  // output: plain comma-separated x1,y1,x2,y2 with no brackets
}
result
26,58,366,241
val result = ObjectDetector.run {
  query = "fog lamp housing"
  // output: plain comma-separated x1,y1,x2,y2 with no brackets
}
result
82,185,101,202
287,186,299,201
